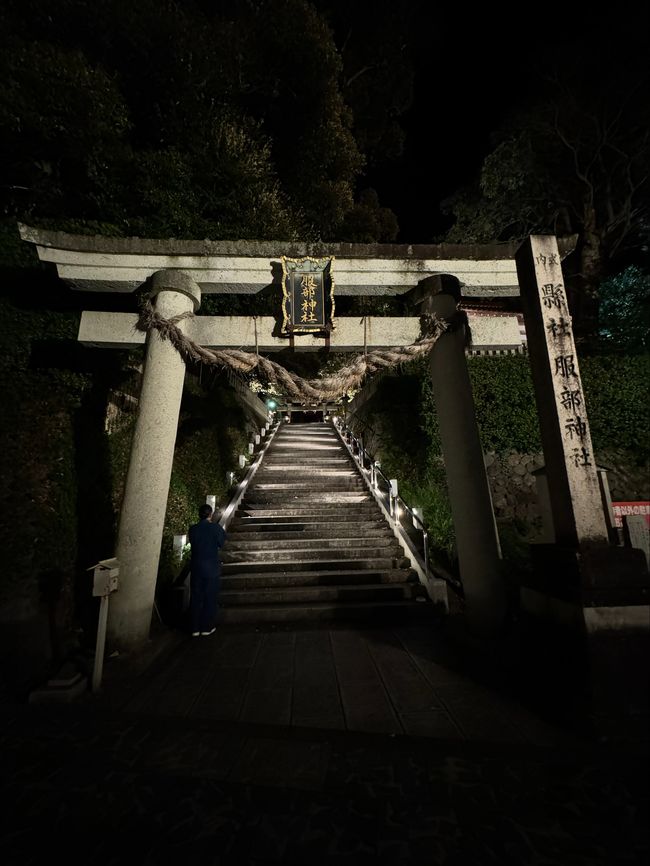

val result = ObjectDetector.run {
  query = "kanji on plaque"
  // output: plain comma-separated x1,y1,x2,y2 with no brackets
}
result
281,256,335,335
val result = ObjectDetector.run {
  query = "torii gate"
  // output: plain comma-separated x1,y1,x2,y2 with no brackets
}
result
21,226,621,652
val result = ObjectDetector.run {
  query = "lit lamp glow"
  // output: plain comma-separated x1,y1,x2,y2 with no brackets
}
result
173,534,187,562
389,479,398,518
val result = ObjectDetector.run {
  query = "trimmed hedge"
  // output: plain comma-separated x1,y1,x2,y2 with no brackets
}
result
420,354,650,460
349,353,650,569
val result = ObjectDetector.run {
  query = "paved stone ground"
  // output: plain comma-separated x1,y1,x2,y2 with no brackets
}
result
1,619,648,865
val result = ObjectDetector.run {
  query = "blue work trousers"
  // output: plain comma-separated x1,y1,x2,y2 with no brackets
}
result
190,566,221,633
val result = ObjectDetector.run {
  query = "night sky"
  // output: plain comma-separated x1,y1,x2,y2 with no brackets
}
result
368,4,648,241
2,1,647,244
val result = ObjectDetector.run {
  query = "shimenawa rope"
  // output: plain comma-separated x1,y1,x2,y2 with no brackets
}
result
136,299,450,405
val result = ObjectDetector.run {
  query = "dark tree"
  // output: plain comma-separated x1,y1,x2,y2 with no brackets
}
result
440,23,650,337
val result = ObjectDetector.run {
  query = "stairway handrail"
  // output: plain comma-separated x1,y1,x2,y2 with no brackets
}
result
219,416,281,531
333,417,463,596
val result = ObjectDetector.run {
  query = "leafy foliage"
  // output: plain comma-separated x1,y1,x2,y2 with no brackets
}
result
456,354,649,460
349,352,650,575
0,37,130,224
440,32,650,338
598,266,650,352
337,188,399,243
465,356,542,454
0,0,408,241
580,354,650,459
0,288,88,622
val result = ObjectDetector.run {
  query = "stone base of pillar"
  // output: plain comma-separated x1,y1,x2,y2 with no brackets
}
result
520,586,650,632
517,542,649,740
520,542,649,632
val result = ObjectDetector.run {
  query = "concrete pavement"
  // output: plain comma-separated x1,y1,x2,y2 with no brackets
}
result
2,617,648,865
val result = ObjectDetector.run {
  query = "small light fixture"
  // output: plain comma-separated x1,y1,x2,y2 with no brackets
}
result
172,534,187,562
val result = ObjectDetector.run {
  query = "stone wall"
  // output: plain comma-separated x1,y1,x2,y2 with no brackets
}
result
485,451,544,526
486,450,650,530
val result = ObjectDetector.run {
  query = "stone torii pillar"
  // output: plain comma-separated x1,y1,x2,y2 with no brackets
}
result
420,275,507,635
108,270,201,652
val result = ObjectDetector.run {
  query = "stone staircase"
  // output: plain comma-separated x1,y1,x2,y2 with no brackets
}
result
219,421,435,624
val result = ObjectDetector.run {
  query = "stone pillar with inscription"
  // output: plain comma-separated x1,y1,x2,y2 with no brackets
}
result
516,235,648,632
108,270,201,652
516,235,607,548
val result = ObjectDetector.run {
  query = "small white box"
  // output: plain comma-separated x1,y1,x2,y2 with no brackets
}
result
88,557,120,597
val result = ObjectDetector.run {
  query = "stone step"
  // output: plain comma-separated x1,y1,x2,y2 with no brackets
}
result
255,462,356,471
271,433,337,439
246,490,367,499
221,555,405,574
212,420,440,627
228,523,384,536
220,568,413,588
257,447,344,456
263,455,347,464
254,470,355,479
269,447,343,451
224,535,398,552
259,466,353,474
267,446,342,451
249,481,365,492
243,492,371,504
220,583,417,606
229,513,385,526
222,545,403,563
219,599,435,625
225,525,394,542
236,503,378,515
272,428,334,433
269,440,340,446
223,542,402,562
255,477,357,484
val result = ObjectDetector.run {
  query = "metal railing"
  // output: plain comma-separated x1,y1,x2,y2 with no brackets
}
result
333,416,463,598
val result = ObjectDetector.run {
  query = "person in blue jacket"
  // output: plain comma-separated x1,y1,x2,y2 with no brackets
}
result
188,503,226,636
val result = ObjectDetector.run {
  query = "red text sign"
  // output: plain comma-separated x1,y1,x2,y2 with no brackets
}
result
611,501,650,529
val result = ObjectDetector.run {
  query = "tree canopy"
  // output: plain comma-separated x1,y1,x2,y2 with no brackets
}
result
440,27,649,336
0,0,414,242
